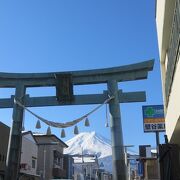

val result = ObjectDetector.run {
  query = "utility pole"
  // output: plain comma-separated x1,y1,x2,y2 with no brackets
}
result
156,132,160,179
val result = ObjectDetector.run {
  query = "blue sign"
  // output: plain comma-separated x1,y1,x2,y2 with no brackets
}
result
142,105,165,132
142,105,164,119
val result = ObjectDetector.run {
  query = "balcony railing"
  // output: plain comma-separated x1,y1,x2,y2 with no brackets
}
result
166,0,180,106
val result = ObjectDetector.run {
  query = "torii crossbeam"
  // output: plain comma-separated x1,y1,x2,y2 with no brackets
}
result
0,60,154,180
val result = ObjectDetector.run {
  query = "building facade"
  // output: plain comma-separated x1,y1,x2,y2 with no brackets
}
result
71,155,112,180
33,134,68,180
156,0,180,146
138,145,159,180
0,124,40,180
20,131,40,180
72,155,99,180
0,122,10,180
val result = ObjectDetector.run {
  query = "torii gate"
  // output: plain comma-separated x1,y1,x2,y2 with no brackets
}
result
0,60,154,180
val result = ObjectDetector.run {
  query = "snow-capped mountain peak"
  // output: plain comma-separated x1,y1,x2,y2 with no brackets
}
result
64,131,138,173
65,131,111,158
64,131,113,172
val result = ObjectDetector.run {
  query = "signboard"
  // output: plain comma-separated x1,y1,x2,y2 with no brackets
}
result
142,105,165,132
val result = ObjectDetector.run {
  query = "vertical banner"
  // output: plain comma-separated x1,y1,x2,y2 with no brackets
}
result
142,105,165,132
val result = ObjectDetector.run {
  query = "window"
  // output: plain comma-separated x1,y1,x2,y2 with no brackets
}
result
60,158,63,169
32,159,36,169
53,150,63,169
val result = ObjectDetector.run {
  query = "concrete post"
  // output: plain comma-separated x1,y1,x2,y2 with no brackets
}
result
5,84,25,180
107,80,127,180
43,147,46,180
156,132,161,179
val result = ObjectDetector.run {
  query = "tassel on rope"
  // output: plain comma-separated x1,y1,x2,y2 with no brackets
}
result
36,119,41,129
61,129,66,138
22,111,25,131
105,103,109,127
74,125,79,135
46,126,51,135
84,117,90,127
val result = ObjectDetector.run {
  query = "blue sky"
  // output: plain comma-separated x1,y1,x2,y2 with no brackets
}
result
0,0,163,152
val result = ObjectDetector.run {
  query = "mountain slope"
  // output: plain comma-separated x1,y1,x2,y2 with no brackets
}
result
64,131,112,172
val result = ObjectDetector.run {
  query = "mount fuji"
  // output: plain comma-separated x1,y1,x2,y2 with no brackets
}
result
64,131,113,172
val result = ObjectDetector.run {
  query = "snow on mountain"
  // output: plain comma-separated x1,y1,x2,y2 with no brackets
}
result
64,131,113,172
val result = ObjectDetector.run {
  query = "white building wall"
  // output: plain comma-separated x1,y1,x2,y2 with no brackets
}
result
20,133,38,176
156,0,180,143
165,57,180,141
156,0,167,108
156,0,166,60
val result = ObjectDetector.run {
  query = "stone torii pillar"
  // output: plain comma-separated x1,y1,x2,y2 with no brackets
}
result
0,60,154,180
108,80,126,179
